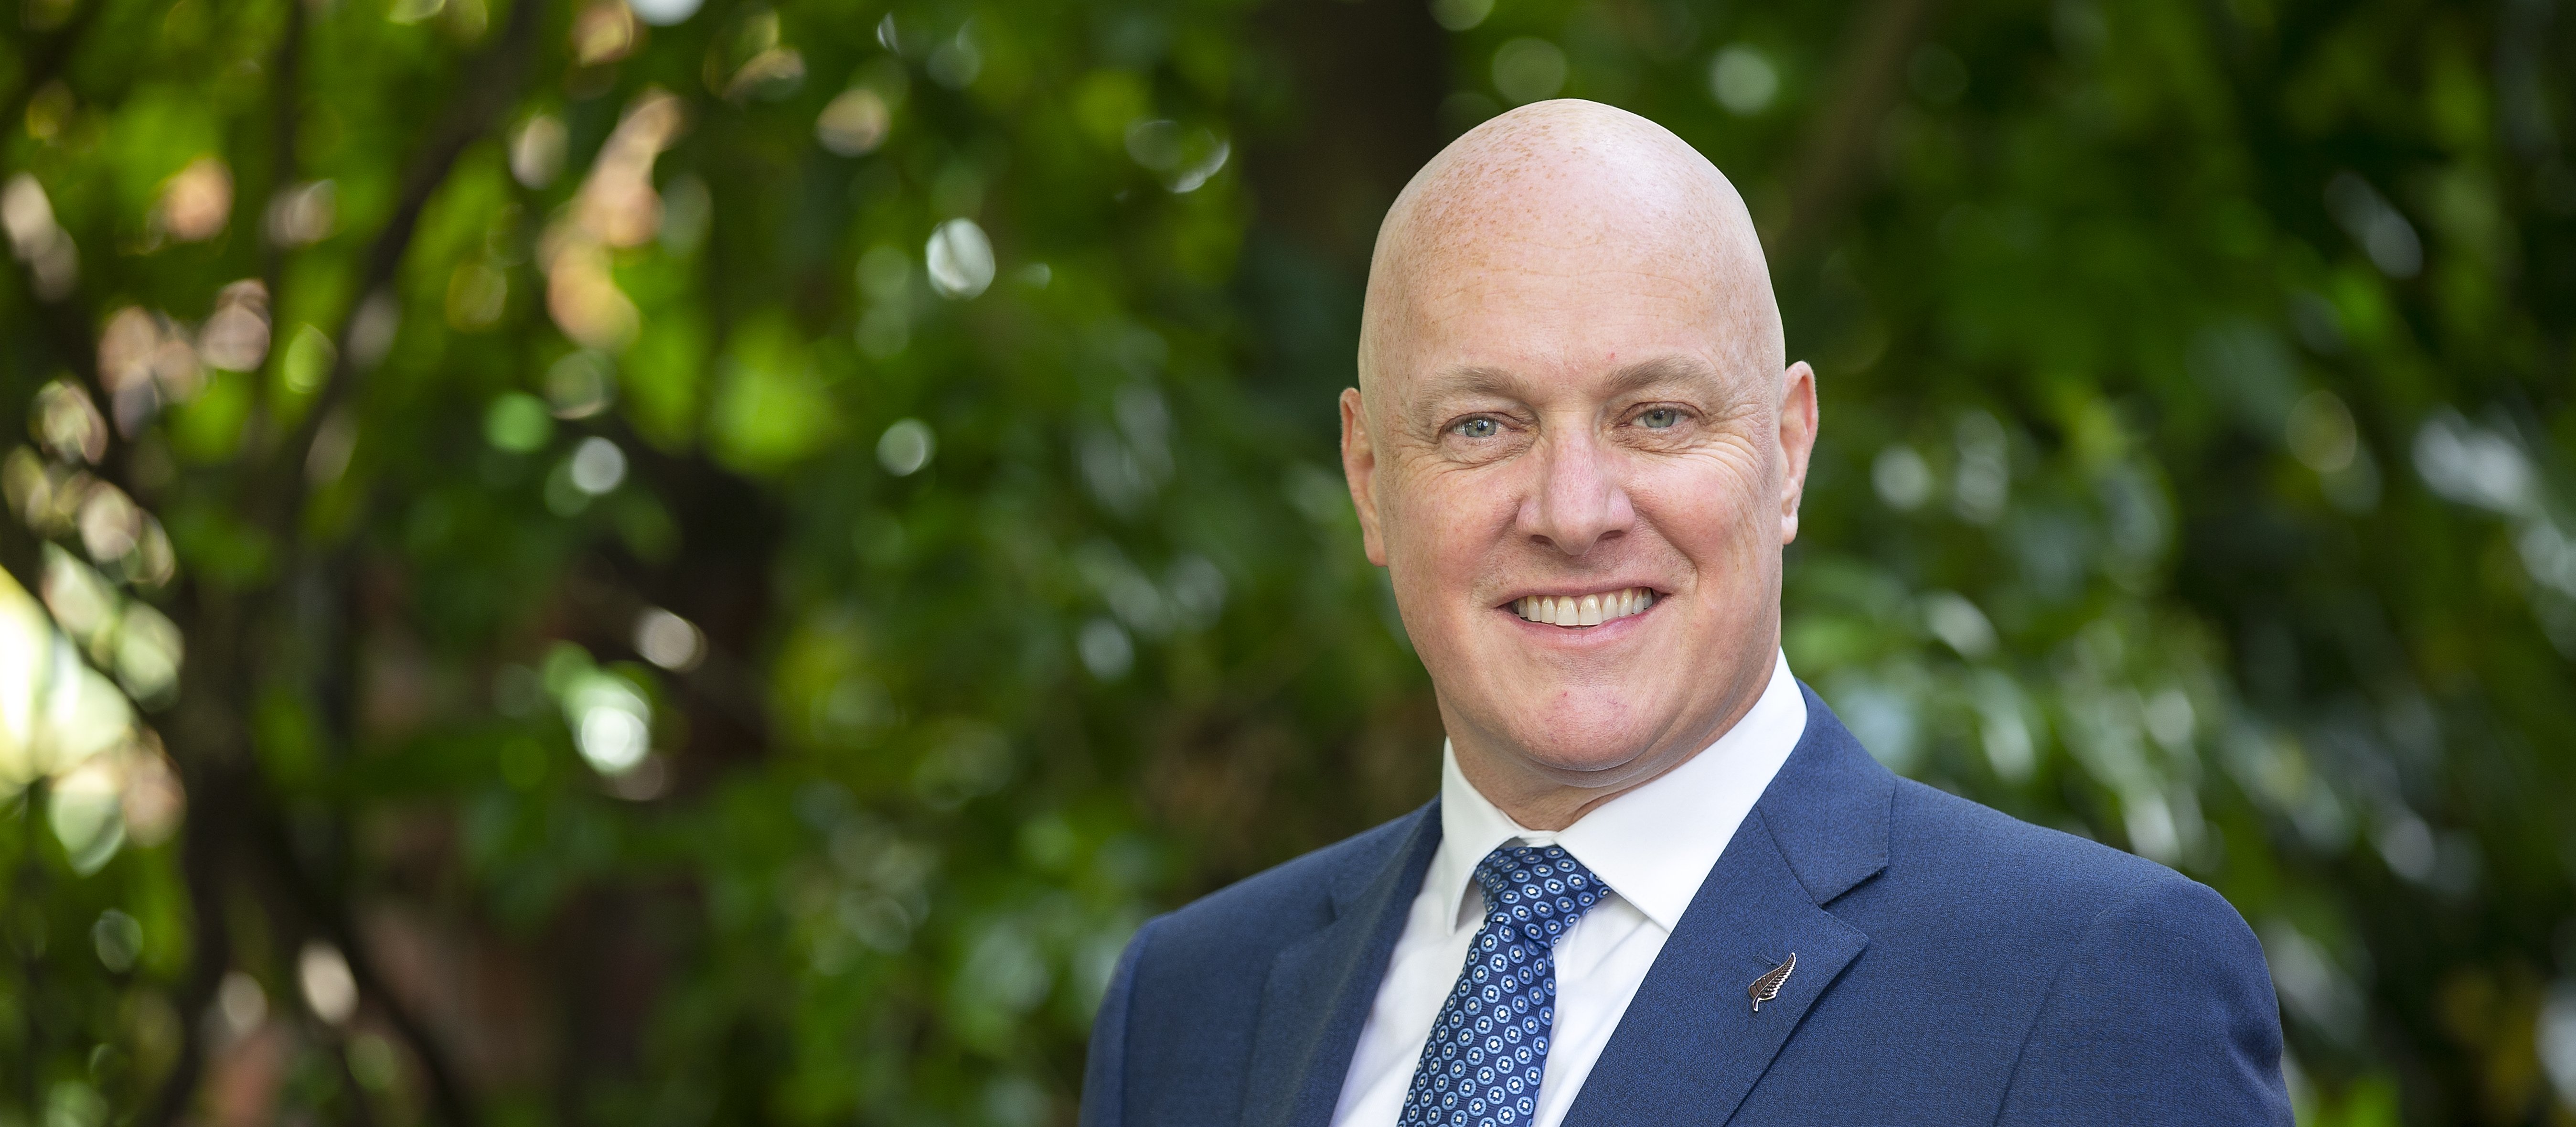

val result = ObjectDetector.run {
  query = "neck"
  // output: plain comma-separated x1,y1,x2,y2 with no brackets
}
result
1446,655,1776,832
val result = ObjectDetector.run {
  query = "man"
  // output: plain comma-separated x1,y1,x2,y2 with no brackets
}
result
1081,100,2290,1126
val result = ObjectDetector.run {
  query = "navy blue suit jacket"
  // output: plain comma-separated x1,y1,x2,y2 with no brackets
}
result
1081,685,2292,1126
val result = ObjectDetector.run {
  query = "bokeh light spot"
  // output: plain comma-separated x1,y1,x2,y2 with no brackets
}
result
280,324,335,394
876,419,934,476
634,607,704,671
925,218,994,299
298,941,358,1024
629,0,699,26
1430,0,1492,31
1078,618,1133,680
510,115,567,189
483,393,555,452
157,156,232,243
569,437,627,495
91,910,141,973
1710,44,1779,115
1491,39,1567,104
2287,391,2358,473
817,88,891,156
217,971,266,1036
547,351,616,419
566,670,652,775
1873,444,1933,510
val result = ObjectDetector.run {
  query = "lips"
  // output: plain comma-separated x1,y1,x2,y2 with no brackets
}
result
1509,587,1656,628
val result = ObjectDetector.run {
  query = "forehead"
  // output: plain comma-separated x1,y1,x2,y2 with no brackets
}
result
1377,227,1737,403
1359,115,1781,408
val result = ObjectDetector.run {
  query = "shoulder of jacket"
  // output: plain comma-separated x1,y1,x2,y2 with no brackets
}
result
1145,806,1429,960
1883,777,2197,918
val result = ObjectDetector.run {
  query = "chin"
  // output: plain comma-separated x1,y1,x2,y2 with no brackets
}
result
1491,693,1677,778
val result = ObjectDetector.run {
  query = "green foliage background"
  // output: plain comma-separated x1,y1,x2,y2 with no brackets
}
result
1,0,2572,1123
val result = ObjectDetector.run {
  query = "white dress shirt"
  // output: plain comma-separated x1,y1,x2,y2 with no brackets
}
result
1328,648,1807,1127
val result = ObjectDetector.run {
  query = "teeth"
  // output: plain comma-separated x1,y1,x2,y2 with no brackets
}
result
1514,588,1657,628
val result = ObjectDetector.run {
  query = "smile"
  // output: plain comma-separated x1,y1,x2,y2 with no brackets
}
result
1509,587,1657,628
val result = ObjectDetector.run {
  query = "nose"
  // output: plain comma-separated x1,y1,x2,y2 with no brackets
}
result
1519,426,1635,557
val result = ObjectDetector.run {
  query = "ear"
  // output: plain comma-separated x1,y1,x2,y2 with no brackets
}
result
1776,361,1818,545
1340,387,1390,566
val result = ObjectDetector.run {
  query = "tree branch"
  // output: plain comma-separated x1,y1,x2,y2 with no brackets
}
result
1774,0,1946,260
139,1,548,1122
327,1033,382,1127
133,748,235,1127
247,798,481,1127
242,0,308,455
264,0,544,540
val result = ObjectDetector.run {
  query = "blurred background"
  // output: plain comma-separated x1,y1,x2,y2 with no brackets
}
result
0,0,2571,1122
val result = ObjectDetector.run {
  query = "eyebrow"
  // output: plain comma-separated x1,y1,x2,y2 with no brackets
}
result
1411,353,1726,408
1598,354,1724,397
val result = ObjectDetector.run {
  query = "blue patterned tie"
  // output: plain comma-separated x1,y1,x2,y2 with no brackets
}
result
1397,844,1608,1127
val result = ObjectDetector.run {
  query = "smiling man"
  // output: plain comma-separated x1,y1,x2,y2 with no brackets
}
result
1080,101,2291,1127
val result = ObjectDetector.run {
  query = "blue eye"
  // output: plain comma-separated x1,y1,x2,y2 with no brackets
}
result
1638,408,1682,429
1455,417,1500,438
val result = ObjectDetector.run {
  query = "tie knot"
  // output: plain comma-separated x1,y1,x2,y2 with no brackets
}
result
1472,843,1608,948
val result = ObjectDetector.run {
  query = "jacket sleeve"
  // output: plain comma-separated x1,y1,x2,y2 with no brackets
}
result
1080,915,1162,1127
1994,877,2293,1127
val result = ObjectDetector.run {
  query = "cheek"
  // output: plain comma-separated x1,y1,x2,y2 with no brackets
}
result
1633,444,1776,564
1384,460,1521,579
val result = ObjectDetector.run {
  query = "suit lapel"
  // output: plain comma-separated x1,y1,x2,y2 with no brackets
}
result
1240,803,1443,1127
1561,683,1896,1127
1557,809,1868,1126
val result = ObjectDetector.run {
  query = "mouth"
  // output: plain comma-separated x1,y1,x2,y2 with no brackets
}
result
1507,587,1658,629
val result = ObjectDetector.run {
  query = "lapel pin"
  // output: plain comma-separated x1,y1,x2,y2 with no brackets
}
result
1747,952,1796,1012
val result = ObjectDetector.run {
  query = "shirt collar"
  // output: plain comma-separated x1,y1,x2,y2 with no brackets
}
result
1431,648,1808,934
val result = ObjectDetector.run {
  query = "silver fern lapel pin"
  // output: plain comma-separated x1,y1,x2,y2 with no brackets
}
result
1747,952,1797,1012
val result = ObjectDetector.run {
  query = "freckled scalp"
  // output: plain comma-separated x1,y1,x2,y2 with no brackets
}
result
1357,100,1784,418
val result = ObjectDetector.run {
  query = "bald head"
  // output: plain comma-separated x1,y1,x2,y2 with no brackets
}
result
1358,100,1782,403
